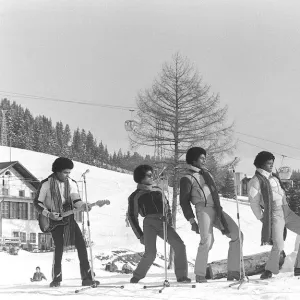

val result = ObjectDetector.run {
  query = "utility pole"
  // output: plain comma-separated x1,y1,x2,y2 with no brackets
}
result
1,110,8,146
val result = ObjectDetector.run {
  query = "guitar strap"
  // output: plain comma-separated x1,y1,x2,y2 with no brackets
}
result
49,174,75,247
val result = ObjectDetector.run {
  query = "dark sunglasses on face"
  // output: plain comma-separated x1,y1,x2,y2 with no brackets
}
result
145,173,153,178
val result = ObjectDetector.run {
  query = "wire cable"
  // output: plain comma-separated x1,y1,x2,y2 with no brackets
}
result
0,90,136,111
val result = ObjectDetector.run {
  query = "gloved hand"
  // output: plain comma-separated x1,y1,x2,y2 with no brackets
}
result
82,203,92,212
191,222,200,234
139,235,145,245
49,212,63,220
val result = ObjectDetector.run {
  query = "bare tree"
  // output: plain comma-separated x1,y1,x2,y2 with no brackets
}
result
129,53,234,267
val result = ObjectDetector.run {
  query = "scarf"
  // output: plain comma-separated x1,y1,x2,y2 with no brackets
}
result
49,174,75,247
255,170,287,245
255,171,273,245
199,168,230,235
187,165,229,235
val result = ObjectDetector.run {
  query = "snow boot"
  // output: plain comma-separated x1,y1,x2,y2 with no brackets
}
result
227,271,241,281
260,270,272,279
82,279,100,286
49,280,61,287
177,276,191,283
294,268,300,276
130,277,140,283
195,275,207,283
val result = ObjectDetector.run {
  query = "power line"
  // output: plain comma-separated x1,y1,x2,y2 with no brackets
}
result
0,90,136,111
238,139,300,161
236,131,300,152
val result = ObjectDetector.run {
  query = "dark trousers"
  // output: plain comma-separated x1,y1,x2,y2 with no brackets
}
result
51,221,91,282
133,215,188,280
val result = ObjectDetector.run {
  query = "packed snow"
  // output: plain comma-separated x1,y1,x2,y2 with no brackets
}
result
0,146,300,299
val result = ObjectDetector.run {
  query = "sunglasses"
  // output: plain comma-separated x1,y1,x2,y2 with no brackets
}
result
145,173,153,178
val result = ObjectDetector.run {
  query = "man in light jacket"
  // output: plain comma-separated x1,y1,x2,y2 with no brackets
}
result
248,151,300,279
180,147,243,283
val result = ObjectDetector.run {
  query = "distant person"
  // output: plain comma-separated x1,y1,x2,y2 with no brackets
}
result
127,164,191,284
34,157,99,287
248,151,300,279
30,266,47,282
180,147,243,283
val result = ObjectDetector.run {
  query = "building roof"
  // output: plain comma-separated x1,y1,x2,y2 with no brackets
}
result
0,161,40,190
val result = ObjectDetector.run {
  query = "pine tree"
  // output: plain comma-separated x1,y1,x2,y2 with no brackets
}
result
221,170,236,199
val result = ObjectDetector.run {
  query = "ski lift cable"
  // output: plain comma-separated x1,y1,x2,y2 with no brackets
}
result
238,139,300,161
236,131,300,152
3,90,300,152
0,90,136,111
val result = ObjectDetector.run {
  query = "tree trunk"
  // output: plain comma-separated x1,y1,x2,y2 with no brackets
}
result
206,250,286,279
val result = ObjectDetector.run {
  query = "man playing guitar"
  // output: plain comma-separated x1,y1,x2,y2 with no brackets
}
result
34,157,100,288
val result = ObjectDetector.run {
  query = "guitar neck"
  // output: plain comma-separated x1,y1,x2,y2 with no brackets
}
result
61,201,100,217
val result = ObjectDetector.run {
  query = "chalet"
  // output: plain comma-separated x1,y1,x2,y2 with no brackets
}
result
241,175,252,196
0,161,82,251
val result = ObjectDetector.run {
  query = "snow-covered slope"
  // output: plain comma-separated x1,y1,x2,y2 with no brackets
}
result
0,146,300,299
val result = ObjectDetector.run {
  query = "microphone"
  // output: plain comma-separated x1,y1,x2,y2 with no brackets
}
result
158,166,167,178
81,169,90,177
229,157,239,171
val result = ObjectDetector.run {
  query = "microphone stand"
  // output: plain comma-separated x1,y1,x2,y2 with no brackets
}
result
75,172,124,293
228,162,268,289
143,167,196,293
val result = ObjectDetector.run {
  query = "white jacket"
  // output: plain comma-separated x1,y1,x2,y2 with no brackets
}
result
248,168,287,220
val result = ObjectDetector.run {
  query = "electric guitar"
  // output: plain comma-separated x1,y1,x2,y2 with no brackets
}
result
38,200,110,233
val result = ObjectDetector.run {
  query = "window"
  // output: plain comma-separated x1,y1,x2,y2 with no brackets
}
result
1,188,9,195
31,192,36,199
1,201,9,218
40,234,46,243
19,190,25,197
13,231,19,237
29,203,38,220
19,202,28,220
10,202,18,219
30,233,36,243
20,232,26,243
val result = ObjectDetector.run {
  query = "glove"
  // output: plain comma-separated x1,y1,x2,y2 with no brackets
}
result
191,222,200,234
82,203,92,212
49,212,62,220
139,235,145,245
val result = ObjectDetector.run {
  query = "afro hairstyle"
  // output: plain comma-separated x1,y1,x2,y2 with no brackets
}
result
133,164,153,183
52,157,74,173
186,147,207,165
253,151,275,168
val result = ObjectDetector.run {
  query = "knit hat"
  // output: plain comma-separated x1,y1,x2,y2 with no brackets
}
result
186,147,207,164
253,151,275,168
52,157,74,173
133,164,153,183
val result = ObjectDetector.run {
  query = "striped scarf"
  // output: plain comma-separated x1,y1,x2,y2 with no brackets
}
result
49,174,75,247
255,171,287,245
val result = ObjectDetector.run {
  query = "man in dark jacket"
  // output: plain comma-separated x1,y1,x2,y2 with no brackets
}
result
127,164,190,283
180,147,243,283
34,157,99,287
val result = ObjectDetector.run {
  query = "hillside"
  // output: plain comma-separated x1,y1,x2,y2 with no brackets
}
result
0,146,299,299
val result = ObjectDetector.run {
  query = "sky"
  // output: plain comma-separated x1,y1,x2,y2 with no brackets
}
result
1,0,300,175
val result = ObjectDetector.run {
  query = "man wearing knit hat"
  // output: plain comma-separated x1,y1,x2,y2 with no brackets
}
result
34,157,99,287
180,147,243,283
127,164,191,284
248,151,300,279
